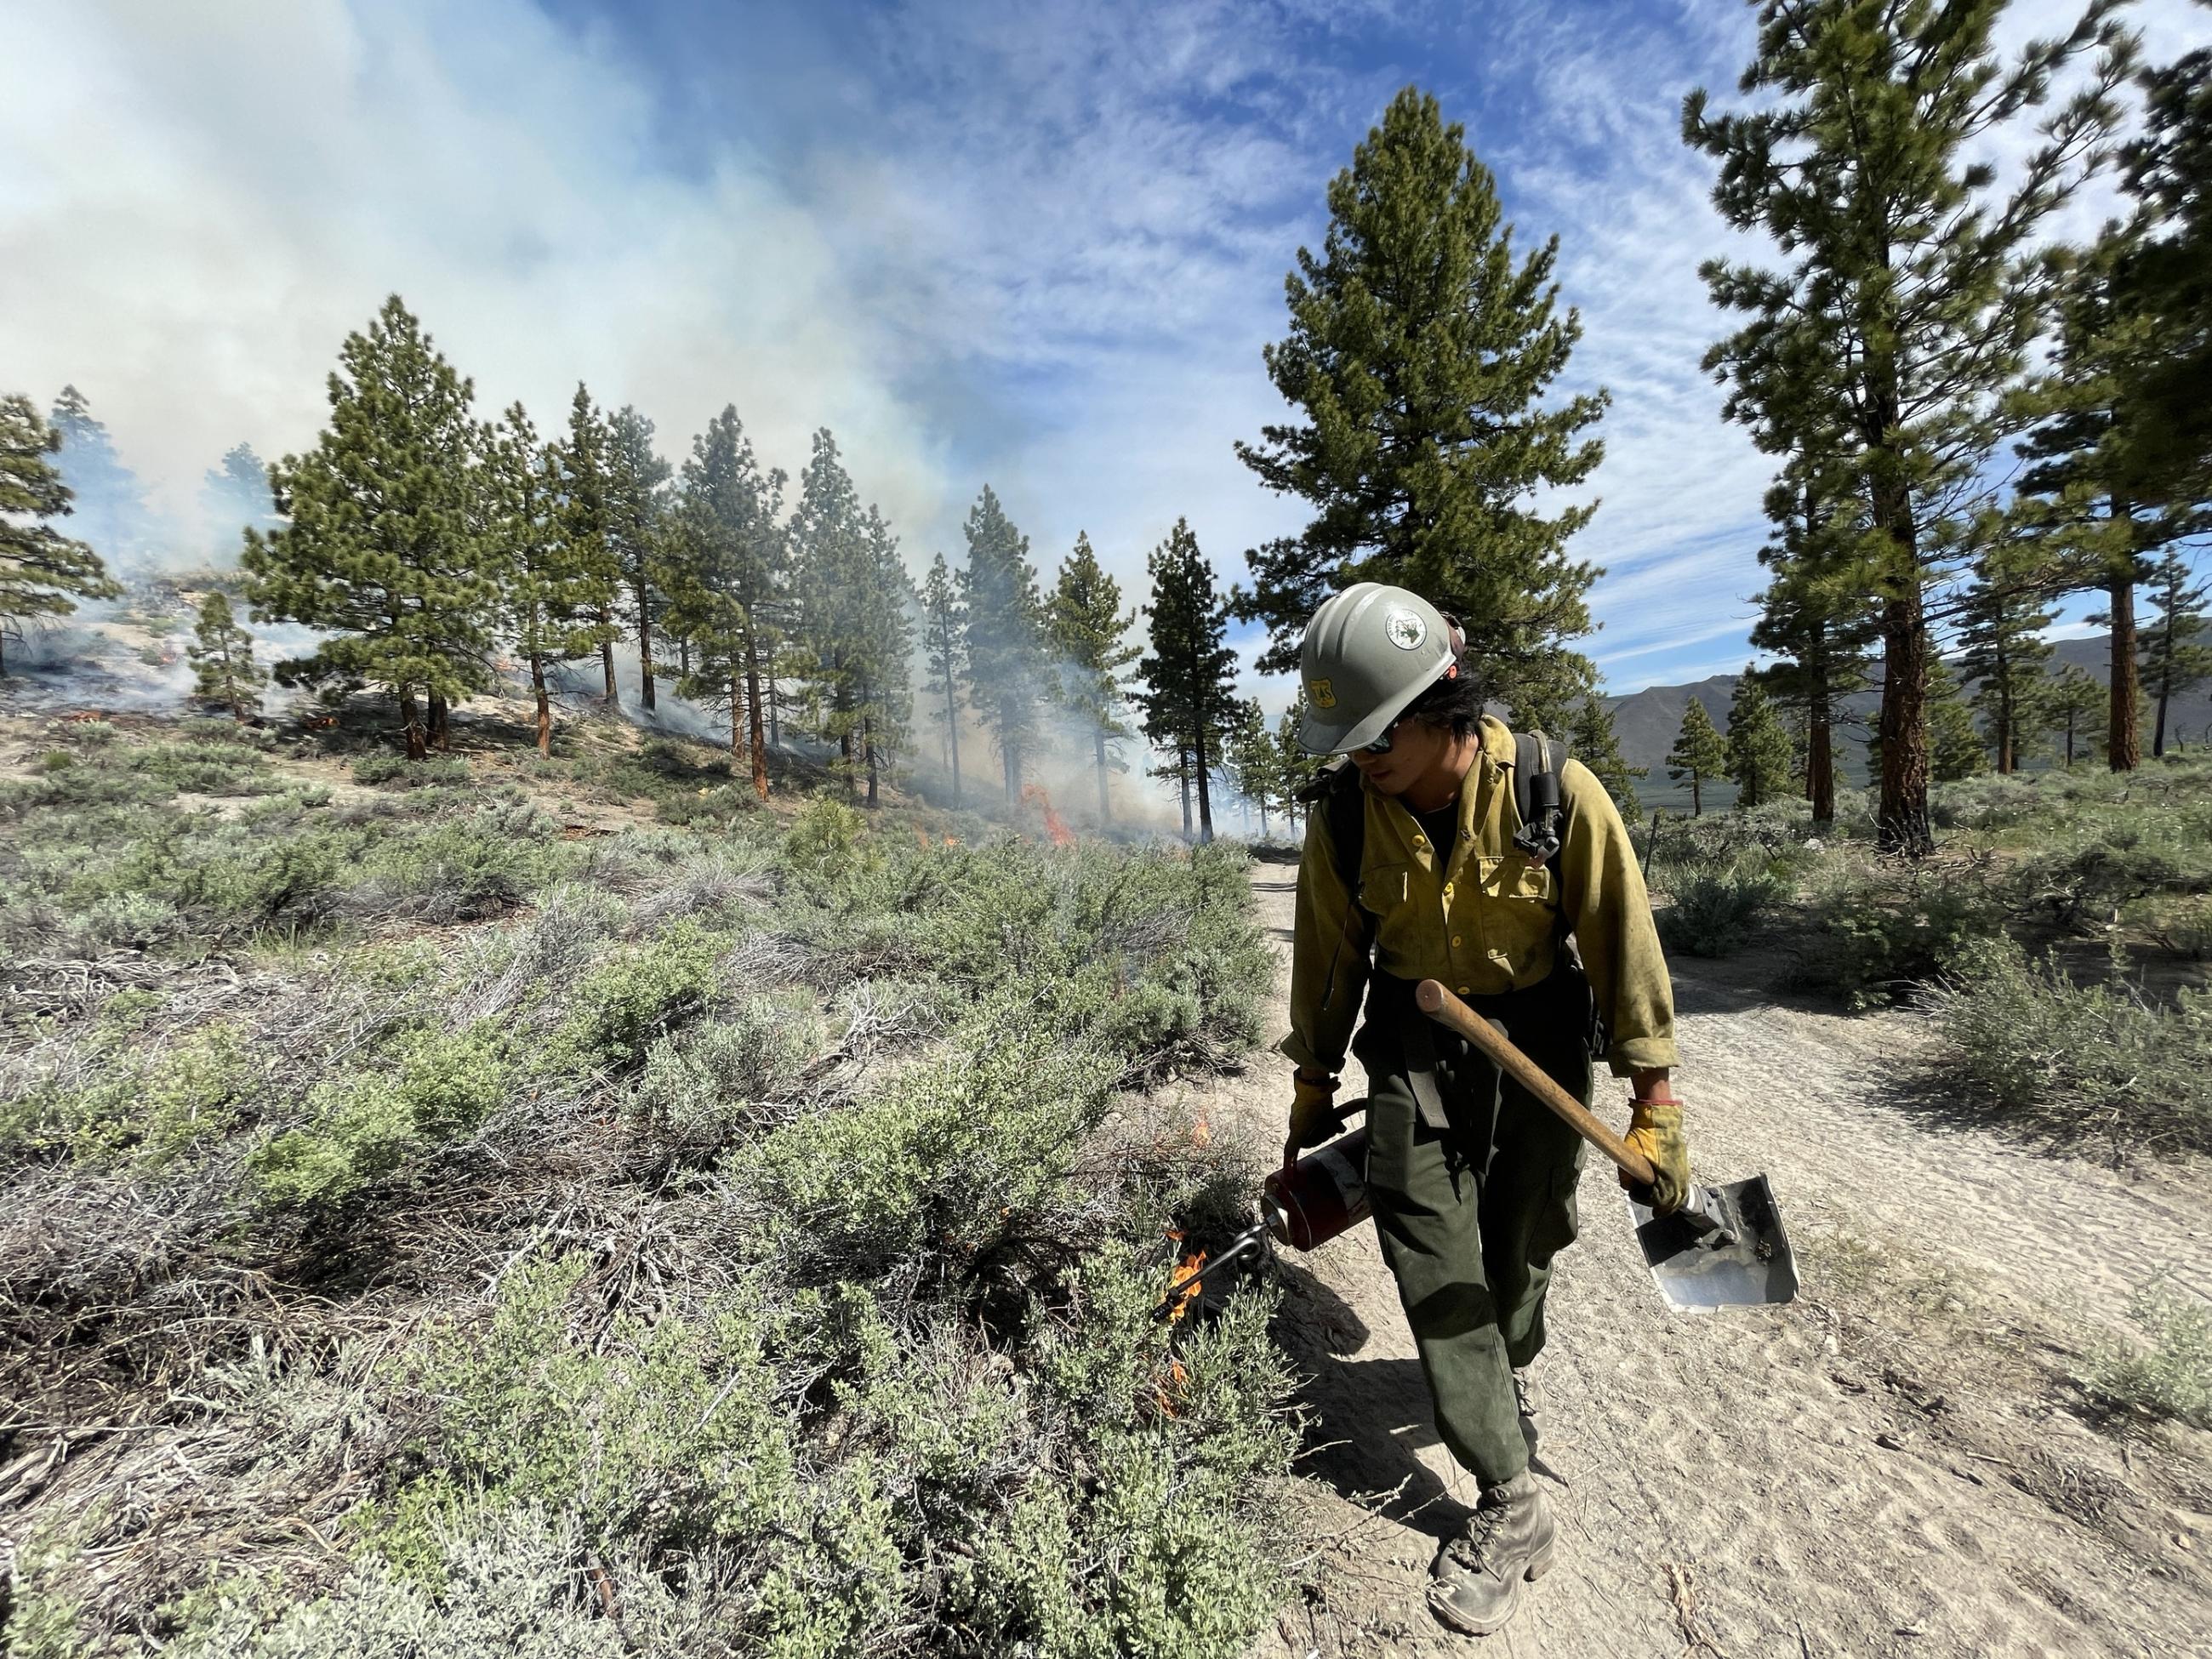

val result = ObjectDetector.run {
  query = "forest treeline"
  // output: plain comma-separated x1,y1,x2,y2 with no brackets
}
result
4,2,2208,852
1,319,1324,841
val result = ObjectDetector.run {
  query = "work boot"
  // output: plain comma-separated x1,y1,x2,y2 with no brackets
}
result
1514,1367,1539,1455
1428,1468,1555,1637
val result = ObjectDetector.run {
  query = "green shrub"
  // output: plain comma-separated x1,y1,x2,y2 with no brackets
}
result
353,754,472,788
735,1010,1119,1280
1,1022,253,1164
551,921,723,1072
1921,935,2212,1154
253,1022,512,1206
128,738,282,796
375,1256,799,1567
625,994,824,1156
2079,1284,2212,1428
171,1507,664,1658
34,749,73,772
783,799,873,882
1799,856,2004,1007
1658,867,1787,957
952,1245,1297,1659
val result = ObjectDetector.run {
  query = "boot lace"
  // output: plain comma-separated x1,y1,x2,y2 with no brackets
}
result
1443,1493,1511,1575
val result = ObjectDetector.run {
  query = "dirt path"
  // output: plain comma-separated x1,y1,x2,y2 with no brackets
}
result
1196,860,2212,1658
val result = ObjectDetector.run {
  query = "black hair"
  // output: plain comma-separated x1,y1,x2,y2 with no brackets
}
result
1403,654,1484,738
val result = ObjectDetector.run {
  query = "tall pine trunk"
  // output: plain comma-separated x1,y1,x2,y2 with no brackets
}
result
744,628,768,801
2152,618,2174,758
767,668,781,748
944,667,963,809
1690,772,1702,817
1177,751,1192,840
429,692,451,753
600,613,619,704
635,577,657,713
1093,727,1109,824
1194,721,1215,844
678,636,691,681
1807,681,1833,825
531,655,552,757
2107,558,2140,771
864,713,880,809
1994,632,2014,774
399,685,427,761
729,674,743,758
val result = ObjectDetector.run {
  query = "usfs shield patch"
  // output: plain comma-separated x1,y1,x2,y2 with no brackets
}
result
1308,678,1337,709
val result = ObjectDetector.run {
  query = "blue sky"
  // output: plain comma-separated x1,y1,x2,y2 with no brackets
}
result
4,0,2203,708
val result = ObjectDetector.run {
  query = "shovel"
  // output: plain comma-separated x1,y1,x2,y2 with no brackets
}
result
1414,979,1798,1313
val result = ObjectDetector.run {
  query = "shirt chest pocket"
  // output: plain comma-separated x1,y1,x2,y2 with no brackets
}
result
1477,855,1555,904
1472,855,1559,958
1358,860,1413,913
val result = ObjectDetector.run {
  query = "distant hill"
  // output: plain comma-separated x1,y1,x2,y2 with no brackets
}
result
1600,633,2212,812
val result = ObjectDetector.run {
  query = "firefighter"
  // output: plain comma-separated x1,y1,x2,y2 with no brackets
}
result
1280,582,1689,1638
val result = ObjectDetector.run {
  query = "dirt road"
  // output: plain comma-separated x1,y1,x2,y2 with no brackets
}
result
1200,859,2212,1658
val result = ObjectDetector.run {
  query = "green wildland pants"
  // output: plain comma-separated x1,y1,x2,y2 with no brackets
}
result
1353,967,1593,1487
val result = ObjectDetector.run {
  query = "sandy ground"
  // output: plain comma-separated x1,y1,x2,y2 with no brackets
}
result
1189,859,2212,1659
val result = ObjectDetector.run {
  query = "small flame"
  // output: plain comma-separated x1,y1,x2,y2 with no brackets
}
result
1192,1113,1211,1149
1164,1249,1207,1325
1019,783,1075,847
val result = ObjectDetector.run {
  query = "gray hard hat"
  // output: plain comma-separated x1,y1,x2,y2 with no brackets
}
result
1295,583,1459,755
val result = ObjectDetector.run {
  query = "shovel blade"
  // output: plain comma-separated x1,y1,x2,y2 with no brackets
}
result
1626,1172,1798,1312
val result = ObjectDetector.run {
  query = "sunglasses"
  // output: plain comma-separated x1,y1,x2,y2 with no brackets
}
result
1356,715,1408,756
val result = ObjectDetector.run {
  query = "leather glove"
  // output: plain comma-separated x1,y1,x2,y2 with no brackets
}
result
1283,1070,1343,1169
1620,1099,1690,1216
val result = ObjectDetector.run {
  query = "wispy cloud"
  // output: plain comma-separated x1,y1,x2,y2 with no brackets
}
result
7,0,2193,715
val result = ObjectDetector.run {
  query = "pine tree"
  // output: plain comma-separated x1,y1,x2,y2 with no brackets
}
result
2107,31,2212,516
1749,465,1878,823
1136,518,1239,844
1928,660,1987,782
2050,663,2105,766
201,443,278,550
242,296,493,760
186,590,265,720
2141,550,2212,756
1274,703,1316,836
1957,543,2056,773
2015,251,2168,773
1568,695,1645,818
47,385,156,569
1234,84,1607,716
1,392,122,675
606,406,672,713
556,385,624,707
1686,1,2135,852
1222,696,1277,838
959,486,1046,801
920,551,967,806
1045,531,1140,824
1667,699,1727,816
485,403,608,756
1725,669,1793,808
664,407,786,795
788,435,915,805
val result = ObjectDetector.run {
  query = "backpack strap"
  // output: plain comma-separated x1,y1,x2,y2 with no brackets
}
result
1510,729,1569,874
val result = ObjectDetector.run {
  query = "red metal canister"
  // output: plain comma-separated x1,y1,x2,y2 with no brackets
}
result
1263,1126,1371,1251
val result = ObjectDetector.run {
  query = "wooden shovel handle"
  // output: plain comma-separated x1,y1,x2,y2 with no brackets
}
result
1413,979,1657,1187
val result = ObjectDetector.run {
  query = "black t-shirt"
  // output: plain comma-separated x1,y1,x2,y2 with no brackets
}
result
1411,797,1460,865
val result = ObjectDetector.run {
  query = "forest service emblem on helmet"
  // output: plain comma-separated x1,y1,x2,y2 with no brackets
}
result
1308,678,1337,709
1385,610,1427,650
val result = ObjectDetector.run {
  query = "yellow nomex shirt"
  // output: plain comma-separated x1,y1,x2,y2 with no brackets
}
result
1280,716,1679,1080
